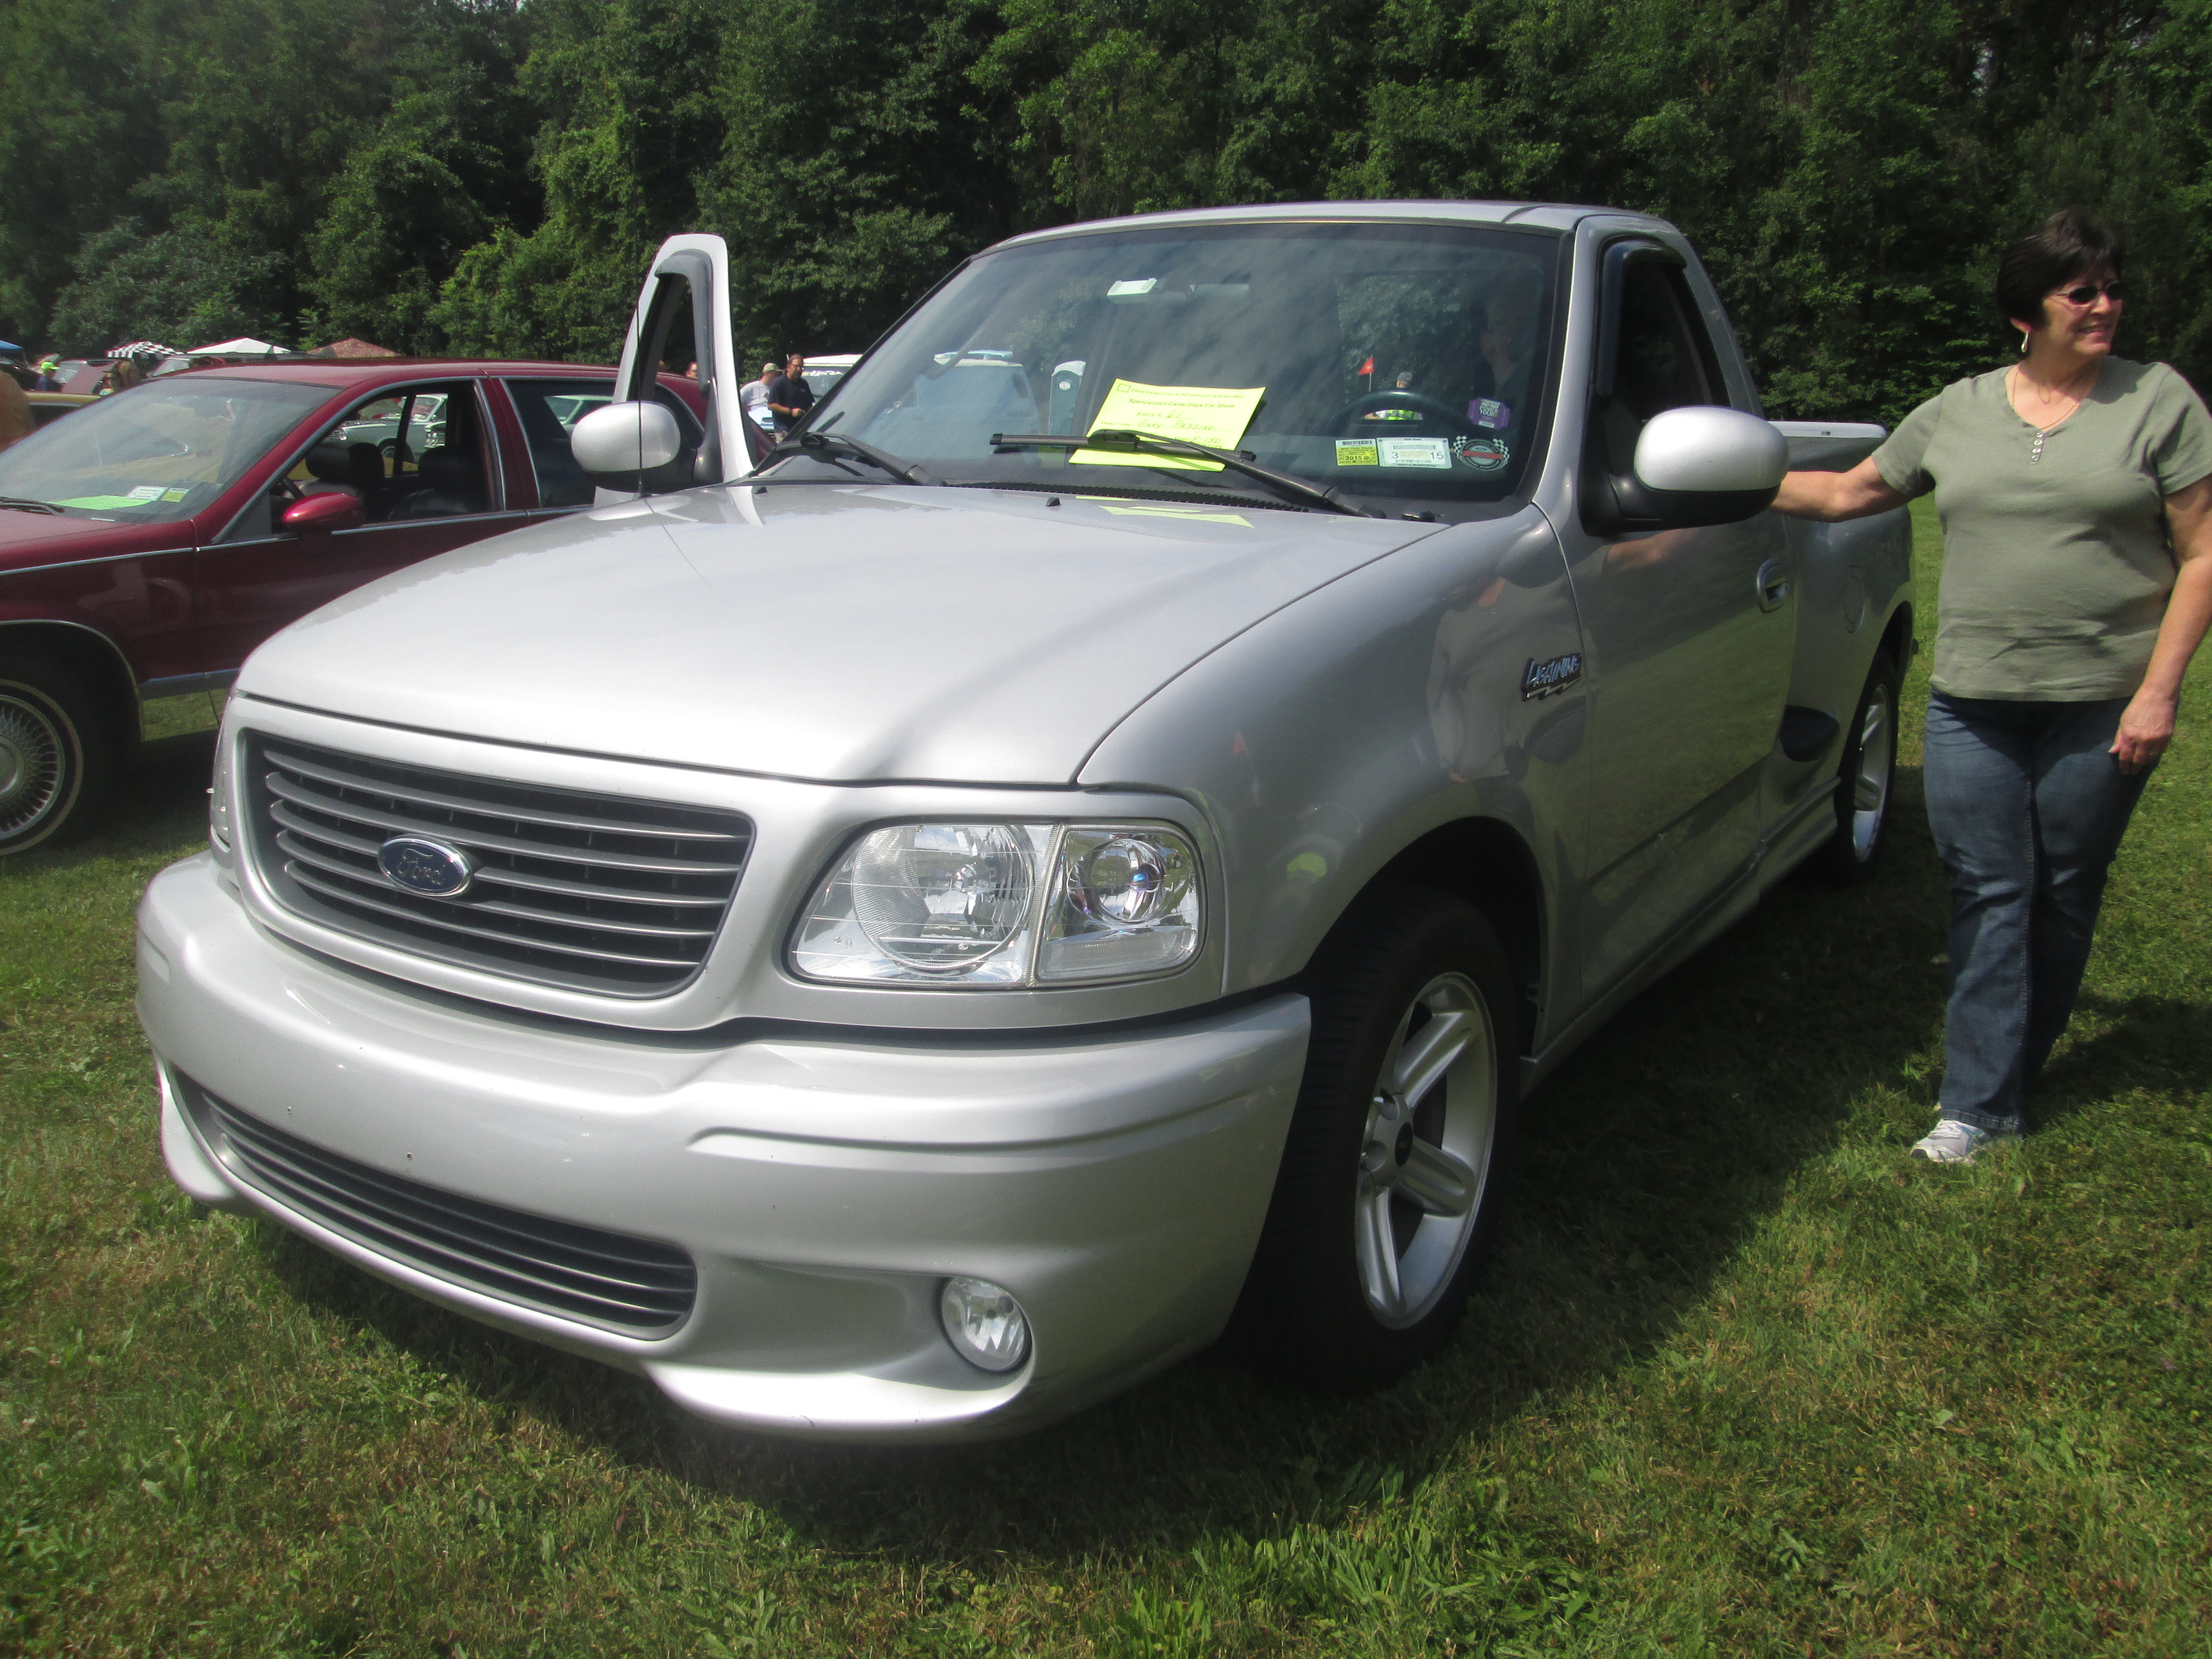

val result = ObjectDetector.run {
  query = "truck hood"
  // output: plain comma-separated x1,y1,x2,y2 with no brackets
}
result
241,483,1439,784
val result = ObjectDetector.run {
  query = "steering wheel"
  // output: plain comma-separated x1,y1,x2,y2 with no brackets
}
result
1327,391,1470,435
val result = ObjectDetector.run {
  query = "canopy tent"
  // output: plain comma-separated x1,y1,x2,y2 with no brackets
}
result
185,336,283,355
0,340,20,355
307,337,397,358
109,339,179,358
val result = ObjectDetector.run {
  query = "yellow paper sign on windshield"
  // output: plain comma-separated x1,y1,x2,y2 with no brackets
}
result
1070,379,1265,470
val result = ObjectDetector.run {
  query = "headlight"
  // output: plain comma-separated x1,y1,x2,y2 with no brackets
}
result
792,821,1202,987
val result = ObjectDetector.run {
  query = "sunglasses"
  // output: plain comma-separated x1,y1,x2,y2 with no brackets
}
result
2054,280,2126,306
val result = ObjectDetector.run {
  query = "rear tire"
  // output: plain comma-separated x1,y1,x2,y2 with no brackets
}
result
1237,884,1521,1392
0,656,112,855
1807,648,1900,886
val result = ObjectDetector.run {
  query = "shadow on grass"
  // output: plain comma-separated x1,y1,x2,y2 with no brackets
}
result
2032,994,2212,1121
248,769,1956,1563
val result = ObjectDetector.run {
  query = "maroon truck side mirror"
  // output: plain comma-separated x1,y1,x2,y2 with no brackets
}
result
280,491,365,551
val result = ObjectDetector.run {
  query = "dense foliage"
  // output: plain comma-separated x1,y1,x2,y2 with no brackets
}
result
4,0,2206,420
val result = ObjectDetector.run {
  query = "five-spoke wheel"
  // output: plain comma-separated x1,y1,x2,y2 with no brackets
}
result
1354,971,1496,1329
1238,884,1519,1391
1810,648,1900,884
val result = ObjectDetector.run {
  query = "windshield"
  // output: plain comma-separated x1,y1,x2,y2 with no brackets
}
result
776,221,1562,513
0,377,331,522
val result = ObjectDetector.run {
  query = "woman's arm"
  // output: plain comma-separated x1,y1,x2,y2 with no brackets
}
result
1770,456,1909,522
2113,475,2212,773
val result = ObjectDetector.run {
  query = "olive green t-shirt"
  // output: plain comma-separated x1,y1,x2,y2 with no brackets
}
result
1871,358,2212,700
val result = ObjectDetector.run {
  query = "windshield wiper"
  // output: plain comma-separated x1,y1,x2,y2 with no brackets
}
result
766,430,929,485
989,429,1368,517
0,496,60,515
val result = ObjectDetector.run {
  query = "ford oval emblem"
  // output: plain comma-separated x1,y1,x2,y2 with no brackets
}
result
378,836,474,898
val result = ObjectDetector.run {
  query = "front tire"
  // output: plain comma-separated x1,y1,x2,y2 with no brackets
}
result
1238,885,1521,1391
0,657,111,855
1807,648,1899,886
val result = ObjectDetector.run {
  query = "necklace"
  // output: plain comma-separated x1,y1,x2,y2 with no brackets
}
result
2011,361,2099,465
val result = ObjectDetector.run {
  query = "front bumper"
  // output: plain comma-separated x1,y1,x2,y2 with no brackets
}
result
137,854,1309,1439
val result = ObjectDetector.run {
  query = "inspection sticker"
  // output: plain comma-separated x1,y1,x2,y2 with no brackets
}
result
126,484,167,502
1454,435,1510,471
1379,436,1451,469
1334,438,1381,467
1470,397,1512,429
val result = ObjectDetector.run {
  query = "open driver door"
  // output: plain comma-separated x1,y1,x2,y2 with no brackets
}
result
575,235,749,501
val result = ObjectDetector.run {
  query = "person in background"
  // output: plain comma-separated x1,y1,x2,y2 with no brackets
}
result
35,356,62,392
767,352,814,435
1771,207,2212,1164
96,358,143,397
740,359,779,430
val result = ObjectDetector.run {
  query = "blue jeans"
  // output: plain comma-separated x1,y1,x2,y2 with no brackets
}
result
1922,694,2150,1134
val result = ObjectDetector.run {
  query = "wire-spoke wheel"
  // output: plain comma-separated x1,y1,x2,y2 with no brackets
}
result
0,659,107,856
1237,883,1520,1391
1809,648,1900,886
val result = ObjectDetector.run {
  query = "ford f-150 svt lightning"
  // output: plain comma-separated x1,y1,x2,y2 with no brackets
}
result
136,202,1911,1439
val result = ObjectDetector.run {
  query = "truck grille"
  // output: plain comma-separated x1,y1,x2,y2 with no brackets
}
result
179,1073,697,1338
242,735,751,997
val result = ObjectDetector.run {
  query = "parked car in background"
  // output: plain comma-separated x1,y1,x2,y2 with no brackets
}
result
140,205,1911,1440
339,391,447,459
802,353,860,399
0,359,707,853
25,392,95,429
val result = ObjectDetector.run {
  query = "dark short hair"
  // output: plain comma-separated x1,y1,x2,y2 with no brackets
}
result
1996,208,2124,329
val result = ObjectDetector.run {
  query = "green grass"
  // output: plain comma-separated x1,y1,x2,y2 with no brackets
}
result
4,501,2208,1656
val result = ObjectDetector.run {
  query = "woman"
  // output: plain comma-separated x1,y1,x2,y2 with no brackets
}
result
1774,207,2212,1163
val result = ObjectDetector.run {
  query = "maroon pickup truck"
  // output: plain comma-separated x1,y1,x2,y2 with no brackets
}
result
0,359,716,854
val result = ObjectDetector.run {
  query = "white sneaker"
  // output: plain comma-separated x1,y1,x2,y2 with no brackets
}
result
1911,1119,2017,1164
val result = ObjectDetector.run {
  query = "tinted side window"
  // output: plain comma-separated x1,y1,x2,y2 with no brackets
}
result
506,379,703,507
1595,264,1718,473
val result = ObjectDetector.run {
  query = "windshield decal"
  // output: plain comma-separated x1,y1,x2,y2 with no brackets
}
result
1470,397,1512,429
1454,436,1510,471
1379,437,1451,469
1070,380,1265,472
1334,439,1381,467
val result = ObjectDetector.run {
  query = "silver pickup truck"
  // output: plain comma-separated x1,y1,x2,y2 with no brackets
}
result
136,202,1911,1439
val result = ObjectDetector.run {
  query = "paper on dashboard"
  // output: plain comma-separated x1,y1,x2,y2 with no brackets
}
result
1070,379,1265,470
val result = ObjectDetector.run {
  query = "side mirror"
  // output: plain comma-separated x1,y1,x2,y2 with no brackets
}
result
280,490,364,552
572,400,685,495
1625,406,1788,528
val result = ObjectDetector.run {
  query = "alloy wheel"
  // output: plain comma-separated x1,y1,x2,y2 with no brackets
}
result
1354,970,1498,1329
1849,681,1894,861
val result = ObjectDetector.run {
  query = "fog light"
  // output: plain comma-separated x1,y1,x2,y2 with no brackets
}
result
939,1277,1030,1373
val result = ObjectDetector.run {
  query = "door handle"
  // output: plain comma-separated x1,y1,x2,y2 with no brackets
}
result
1756,558,1791,612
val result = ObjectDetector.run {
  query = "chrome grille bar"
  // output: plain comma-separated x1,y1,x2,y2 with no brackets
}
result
244,734,753,996
180,1074,696,1336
